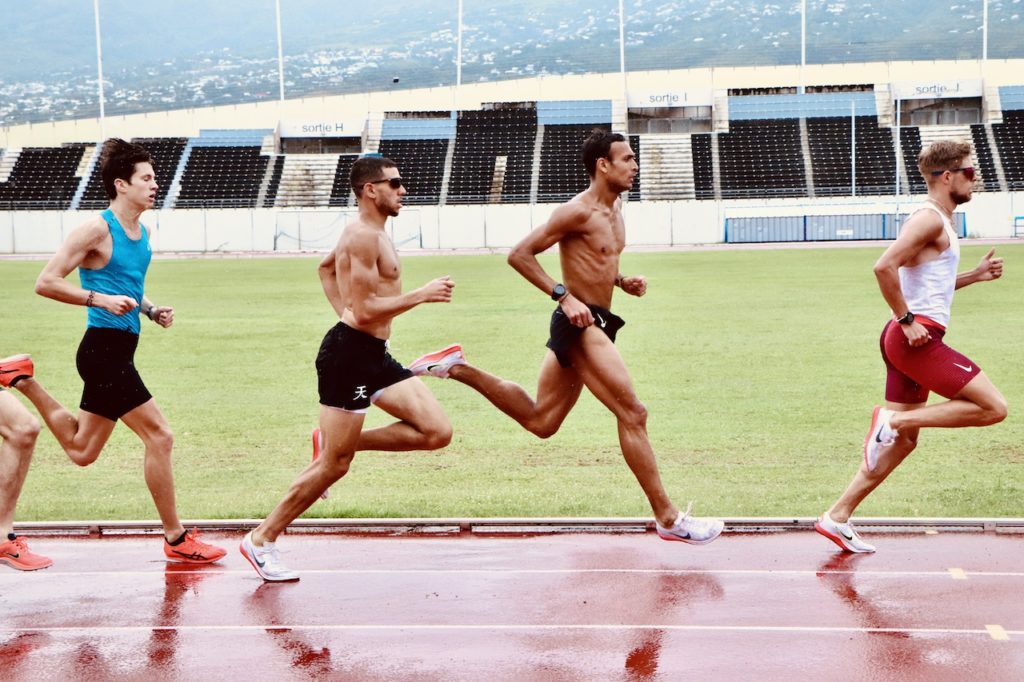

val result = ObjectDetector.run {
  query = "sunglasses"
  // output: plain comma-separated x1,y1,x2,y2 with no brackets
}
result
930,166,975,181
368,177,404,189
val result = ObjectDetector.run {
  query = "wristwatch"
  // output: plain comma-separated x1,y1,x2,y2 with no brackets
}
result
551,283,567,301
896,311,915,325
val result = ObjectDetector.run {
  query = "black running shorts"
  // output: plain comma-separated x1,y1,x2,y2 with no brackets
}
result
546,303,625,368
316,322,413,411
76,327,153,421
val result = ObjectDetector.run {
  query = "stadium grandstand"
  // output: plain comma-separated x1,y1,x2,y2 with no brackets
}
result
2,3,1023,252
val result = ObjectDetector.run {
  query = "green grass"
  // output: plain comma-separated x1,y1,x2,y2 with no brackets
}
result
4,243,1023,521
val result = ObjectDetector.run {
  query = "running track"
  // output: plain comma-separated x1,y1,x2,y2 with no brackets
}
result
2,526,1023,681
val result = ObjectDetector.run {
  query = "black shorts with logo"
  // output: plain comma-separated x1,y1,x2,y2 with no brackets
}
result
77,327,153,421
546,303,625,368
316,322,413,411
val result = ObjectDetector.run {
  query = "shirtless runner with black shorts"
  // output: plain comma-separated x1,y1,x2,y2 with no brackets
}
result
410,130,723,545
240,156,456,581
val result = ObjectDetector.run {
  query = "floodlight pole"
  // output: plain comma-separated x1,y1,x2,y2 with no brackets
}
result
619,0,629,134
851,101,856,196
982,0,988,62
894,96,902,237
275,0,286,101
456,0,464,87
799,0,806,94
93,0,106,140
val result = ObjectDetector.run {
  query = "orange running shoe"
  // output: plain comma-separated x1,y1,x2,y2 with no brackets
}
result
312,428,329,500
407,343,466,379
0,354,33,388
0,534,53,571
163,528,227,564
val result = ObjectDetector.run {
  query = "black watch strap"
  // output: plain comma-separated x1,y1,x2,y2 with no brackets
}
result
896,311,915,325
551,283,567,302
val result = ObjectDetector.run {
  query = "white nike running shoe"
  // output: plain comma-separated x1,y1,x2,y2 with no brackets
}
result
815,513,876,553
408,343,466,379
239,531,299,582
863,405,897,472
656,502,724,545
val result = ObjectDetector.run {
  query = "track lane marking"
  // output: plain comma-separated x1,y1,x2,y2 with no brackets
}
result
3,567,1024,578
986,625,1010,641
1,624,1021,637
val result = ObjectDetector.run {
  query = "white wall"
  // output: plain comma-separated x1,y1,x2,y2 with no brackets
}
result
5,58,1022,148
2,193,1021,255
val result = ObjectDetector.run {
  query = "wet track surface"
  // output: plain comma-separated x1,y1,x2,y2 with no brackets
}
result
1,529,1023,681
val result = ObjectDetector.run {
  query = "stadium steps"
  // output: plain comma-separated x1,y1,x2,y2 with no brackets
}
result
710,133,722,200
164,141,194,209
365,117,383,154
985,86,1003,124
874,85,894,127
713,92,730,133
918,124,984,186
489,156,507,203
983,124,1009,191
275,154,340,207
0,149,21,184
70,144,99,210
529,124,544,203
438,136,456,206
254,154,279,208
636,134,694,200
798,119,816,199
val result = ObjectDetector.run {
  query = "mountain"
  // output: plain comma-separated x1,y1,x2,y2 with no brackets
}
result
1,0,1019,126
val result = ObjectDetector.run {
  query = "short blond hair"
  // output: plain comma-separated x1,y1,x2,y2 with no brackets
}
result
917,140,972,179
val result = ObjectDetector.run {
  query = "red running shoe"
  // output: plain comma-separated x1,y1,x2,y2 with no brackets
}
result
0,354,33,388
163,528,226,564
0,535,53,571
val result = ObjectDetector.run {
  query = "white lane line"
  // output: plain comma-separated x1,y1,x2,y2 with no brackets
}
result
3,568,1024,578
986,624,1010,641
1,624,1021,637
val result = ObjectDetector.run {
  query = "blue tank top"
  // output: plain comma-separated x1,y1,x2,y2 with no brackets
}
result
79,209,152,334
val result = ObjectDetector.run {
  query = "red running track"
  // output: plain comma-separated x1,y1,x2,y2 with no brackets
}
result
1,529,1023,681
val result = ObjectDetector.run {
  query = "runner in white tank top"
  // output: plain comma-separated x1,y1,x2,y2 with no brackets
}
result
817,140,1007,554
897,201,960,328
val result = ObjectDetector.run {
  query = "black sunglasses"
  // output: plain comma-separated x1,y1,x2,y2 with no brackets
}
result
368,177,404,189
930,166,976,181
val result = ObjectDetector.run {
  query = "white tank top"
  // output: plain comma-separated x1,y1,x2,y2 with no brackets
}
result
897,203,960,328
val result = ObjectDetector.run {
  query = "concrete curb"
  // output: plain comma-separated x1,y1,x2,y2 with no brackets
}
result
14,517,1024,537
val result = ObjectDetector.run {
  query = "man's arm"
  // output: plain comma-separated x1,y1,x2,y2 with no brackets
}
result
873,209,944,347
345,230,453,328
35,218,138,316
139,296,174,328
507,203,593,327
955,247,1003,290
318,249,347,318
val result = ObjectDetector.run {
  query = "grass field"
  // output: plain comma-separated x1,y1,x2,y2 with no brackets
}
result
3,243,1022,521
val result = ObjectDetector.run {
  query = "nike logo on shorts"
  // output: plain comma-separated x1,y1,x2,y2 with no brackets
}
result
953,362,973,372
596,313,607,328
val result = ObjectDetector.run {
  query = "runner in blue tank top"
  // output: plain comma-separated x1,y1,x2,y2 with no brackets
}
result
1,138,225,565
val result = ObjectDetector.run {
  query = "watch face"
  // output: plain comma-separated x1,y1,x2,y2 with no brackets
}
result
552,284,566,300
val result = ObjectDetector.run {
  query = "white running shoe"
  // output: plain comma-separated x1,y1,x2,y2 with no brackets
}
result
408,343,466,379
815,513,876,553
863,405,897,471
656,502,724,545
239,531,300,582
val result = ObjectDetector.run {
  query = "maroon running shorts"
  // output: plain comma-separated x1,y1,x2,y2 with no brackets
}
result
880,319,981,404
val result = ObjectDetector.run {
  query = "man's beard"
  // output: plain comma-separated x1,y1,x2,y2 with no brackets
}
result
951,188,972,205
